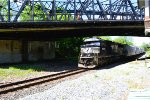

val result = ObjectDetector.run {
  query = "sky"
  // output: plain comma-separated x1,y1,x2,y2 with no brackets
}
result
111,36,150,47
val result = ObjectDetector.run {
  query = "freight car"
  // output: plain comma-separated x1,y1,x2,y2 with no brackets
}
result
78,37,145,68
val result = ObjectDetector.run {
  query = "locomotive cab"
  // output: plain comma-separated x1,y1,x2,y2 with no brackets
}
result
78,38,101,68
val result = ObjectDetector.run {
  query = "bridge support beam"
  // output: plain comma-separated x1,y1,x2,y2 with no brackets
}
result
145,0,150,19
145,0,150,35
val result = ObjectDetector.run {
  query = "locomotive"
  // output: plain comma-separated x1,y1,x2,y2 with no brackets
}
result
78,37,145,68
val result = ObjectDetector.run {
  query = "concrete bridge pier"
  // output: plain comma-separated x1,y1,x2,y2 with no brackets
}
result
0,40,55,64
21,40,28,62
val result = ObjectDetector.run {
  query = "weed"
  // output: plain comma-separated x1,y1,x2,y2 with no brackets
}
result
94,74,99,78
126,80,144,89
0,65,46,81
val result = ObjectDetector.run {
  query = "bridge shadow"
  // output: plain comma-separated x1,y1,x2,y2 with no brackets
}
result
0,59,79,72
0,58,144,72
94,59,136,70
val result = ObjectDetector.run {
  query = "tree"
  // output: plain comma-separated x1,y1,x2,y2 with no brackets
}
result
20,3,48,21
141,42,150,51
53,7,73,21
113,36,133,45
0,0,11,21
20,3,74,21
55,37,84,59
98,36,112,41
141,42,150,57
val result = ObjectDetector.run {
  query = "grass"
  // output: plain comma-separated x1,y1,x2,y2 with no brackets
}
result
11,65,46,71
147,51,150,57
126,80,144,89
0,65,46,81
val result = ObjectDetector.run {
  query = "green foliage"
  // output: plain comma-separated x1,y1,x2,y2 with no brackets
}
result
54,7,73,21
147,51,150,57
55,37,84,58
20,4,73,21
20,4,47,21
0,0,12,21
113,36,133,45
141,42,150,51
0,0,6,10
0,65,46,80
97,36,112,41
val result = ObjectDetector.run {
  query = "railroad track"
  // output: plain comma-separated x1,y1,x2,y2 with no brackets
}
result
0,68,88,94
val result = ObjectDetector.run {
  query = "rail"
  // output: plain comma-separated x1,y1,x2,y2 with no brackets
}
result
0,68,89,94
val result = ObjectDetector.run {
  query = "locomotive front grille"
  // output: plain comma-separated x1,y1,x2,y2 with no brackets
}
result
78,57,96,68
80,57,94,67
79,53,95,67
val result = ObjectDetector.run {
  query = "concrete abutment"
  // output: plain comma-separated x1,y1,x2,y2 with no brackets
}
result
0,40,55,64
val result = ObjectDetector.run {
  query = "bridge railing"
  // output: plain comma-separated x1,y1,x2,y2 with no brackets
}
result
0,0,144,22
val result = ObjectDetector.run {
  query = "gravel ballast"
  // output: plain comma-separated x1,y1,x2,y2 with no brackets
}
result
18,72,128,100
17,64,131,100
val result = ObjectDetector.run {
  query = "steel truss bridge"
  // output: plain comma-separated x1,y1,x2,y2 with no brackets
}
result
0,0,144,22
0,0,146,38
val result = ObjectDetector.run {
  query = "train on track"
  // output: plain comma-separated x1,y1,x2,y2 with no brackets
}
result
78,37,145,68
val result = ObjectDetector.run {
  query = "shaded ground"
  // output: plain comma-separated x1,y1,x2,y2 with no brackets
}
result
0,60,78,84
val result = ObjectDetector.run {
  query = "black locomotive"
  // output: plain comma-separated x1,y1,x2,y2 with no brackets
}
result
78,37,145,68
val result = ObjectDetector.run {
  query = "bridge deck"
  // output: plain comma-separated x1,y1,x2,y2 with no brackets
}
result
0,20,144,40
